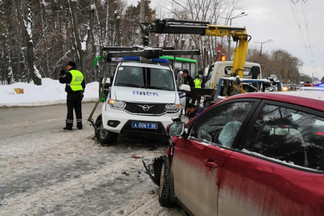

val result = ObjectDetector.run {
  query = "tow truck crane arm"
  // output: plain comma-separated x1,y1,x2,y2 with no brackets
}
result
103,47,200,59
145,19,251,79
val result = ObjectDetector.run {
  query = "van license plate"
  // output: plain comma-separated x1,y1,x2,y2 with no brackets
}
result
132,122,158,129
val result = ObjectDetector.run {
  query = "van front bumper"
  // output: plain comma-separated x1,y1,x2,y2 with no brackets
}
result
101,103,182,137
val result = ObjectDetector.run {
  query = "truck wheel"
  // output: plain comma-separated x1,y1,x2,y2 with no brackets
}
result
95,115,118,146
159,156,175,207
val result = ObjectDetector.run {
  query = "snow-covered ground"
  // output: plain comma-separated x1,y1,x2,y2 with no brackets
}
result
0,78,99,107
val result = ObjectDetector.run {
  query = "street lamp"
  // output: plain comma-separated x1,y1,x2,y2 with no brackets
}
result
255,39,272,56
226,12,248,60
229,12,247,26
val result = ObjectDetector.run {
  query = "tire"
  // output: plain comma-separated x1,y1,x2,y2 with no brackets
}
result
159,156,176,207
204,99,211,108
95,114,118,146
153,156,164,185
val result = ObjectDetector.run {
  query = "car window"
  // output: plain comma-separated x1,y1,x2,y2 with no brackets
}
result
244,104,324,171
190,101,254,148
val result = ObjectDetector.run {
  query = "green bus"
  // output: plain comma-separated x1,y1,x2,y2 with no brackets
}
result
159,56,198,78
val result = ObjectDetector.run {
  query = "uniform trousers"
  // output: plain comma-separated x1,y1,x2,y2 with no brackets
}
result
66,91,83,128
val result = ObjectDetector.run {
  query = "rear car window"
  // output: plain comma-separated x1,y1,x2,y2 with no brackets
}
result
245,104,324,172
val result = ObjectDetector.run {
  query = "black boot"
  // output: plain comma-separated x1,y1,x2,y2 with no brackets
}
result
64,123,73,130
77,123,83,130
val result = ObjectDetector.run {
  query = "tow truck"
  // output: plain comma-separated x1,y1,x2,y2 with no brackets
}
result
145,19,249,91
143,19,281,106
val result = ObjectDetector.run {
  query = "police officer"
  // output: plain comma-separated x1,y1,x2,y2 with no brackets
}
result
183,69,194,87
182,69,195,112
192,74,202,105
59,61,85,130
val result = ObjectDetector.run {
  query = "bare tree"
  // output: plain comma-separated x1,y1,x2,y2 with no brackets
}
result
69,0,85,75
0,0,306,86
247,48,303,83
161,0,239,70
15,0,42,85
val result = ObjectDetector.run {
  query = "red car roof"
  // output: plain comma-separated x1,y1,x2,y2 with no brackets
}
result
218,92,324,112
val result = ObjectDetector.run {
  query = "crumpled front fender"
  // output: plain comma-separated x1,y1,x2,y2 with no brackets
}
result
142,156,165,186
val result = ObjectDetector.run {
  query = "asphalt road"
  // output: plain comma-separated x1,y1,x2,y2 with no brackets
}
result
0,102,186,216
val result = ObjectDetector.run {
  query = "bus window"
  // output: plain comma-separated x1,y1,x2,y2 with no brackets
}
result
190,62,196,77
183,62,190,74
159,56,197,78
175,61,182,71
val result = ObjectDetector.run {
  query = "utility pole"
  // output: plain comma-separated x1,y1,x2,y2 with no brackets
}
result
140,0,146,45
255,39,272,56
222,12,248,60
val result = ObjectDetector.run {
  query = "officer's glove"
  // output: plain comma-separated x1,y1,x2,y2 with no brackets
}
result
59,69,65,77
81,91,84,100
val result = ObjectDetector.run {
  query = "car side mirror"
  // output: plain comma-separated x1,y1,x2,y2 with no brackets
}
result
100,76,113,101
104,76,113,87
167,122,185,137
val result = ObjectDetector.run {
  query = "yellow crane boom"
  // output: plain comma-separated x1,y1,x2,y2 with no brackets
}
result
146,19,251,79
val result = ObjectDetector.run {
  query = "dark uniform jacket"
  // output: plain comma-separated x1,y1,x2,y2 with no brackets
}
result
59,70,85,94
184,75,195,88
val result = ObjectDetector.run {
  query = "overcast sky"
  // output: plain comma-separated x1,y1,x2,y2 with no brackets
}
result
149,0,324,80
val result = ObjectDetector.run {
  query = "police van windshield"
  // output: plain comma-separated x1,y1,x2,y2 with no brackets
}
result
115,66,175,91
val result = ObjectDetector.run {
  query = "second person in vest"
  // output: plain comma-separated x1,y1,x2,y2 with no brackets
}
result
192,74,203,106
59,61,85,130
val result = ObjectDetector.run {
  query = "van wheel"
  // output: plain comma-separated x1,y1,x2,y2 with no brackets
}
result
95,115,118,146
159,156,175,207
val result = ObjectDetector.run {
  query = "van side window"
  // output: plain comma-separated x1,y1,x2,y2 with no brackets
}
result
245,104,324,171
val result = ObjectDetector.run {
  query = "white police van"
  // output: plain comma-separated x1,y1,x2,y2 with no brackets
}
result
95,61,185,145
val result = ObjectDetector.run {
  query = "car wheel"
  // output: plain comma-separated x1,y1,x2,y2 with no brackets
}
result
95,114,118,146
203,98,212,108
159,156,175,207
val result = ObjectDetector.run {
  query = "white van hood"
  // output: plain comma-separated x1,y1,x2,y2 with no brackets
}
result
111,86,177,103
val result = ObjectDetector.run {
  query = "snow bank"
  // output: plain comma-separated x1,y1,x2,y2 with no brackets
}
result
0,78,99,107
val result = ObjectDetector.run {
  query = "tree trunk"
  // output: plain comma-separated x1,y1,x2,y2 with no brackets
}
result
17,0,42,85
69,0,86,78
88,1,95,81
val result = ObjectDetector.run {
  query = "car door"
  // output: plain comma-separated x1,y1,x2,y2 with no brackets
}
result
171,99,258,216
217,100,324,216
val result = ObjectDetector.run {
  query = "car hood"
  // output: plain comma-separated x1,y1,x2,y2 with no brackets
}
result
111,86,177,103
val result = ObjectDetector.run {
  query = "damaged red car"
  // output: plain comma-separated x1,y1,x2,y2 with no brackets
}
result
146,91,324,216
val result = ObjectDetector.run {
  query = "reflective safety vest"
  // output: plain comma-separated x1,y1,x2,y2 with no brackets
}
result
67,70,84,91
194,78,202,88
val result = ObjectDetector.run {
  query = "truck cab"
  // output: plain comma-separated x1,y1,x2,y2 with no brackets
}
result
204,61,262,89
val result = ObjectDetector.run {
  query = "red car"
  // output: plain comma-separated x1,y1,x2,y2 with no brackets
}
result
153,91,324,216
